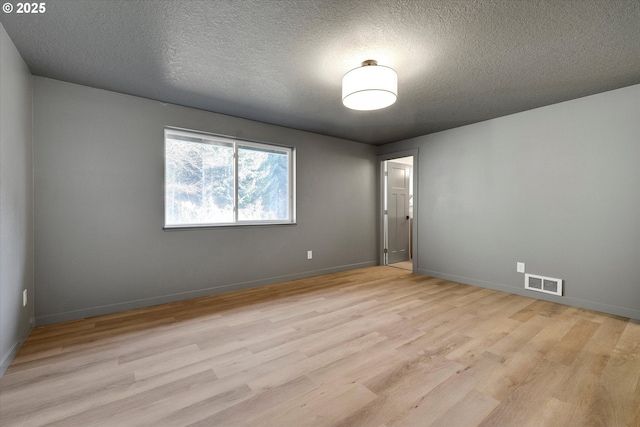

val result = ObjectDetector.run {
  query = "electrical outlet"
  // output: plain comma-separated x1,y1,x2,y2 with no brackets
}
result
517,262,525,273
307,250,313,260
23,289,27,307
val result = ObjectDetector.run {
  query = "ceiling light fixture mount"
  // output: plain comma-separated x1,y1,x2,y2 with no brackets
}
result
342,59,398,111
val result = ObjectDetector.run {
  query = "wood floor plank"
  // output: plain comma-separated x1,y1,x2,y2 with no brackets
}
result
551,316,627,412
478,358,571,427
256,382,378,427
248,332,387,392
1,266,638,426
390,351,505,427
486,314,551,357
428,389,500,427
477,314,577,401
445,319,520,365
582,319,640,426
186,375,317,426
335,356,463,427
45,371,219,427
118,382,253,427
545,318,601,366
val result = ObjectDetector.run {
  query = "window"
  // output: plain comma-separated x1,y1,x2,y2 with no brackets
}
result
165,128,295,228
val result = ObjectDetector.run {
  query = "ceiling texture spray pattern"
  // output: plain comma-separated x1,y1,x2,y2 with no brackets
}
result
2,0,639,145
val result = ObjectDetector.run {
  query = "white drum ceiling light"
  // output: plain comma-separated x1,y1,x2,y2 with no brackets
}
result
342,60,398,111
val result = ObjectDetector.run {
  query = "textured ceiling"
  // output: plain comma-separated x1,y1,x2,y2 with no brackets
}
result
2,0,639,145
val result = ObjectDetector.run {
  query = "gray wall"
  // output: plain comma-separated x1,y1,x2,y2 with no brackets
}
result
0,24,34,374
33,77,378,325
380,84,640,319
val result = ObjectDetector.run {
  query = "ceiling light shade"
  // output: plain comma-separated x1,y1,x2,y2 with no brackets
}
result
342,60,398,111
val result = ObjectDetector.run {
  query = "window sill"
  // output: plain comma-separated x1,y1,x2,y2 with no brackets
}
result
163,222,297,231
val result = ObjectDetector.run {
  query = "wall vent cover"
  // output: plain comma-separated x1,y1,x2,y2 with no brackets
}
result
525,273,563,296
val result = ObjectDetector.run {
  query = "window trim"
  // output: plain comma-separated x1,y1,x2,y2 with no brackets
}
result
164,127,296,230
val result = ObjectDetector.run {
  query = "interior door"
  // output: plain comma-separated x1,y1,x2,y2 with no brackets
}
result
387,161,411,264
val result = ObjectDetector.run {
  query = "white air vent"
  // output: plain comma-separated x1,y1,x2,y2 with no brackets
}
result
525,273,563,296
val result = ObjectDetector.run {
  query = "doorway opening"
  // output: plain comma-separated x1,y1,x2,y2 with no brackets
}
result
381,153,416,272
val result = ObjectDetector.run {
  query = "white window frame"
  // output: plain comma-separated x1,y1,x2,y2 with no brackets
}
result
164,127,296,229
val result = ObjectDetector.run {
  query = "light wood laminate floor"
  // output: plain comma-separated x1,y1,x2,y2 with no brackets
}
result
1,266,639,426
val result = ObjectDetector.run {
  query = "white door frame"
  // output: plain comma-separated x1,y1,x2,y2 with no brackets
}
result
378,149,419,273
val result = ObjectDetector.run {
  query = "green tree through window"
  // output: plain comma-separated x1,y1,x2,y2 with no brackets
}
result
165,129,294,227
